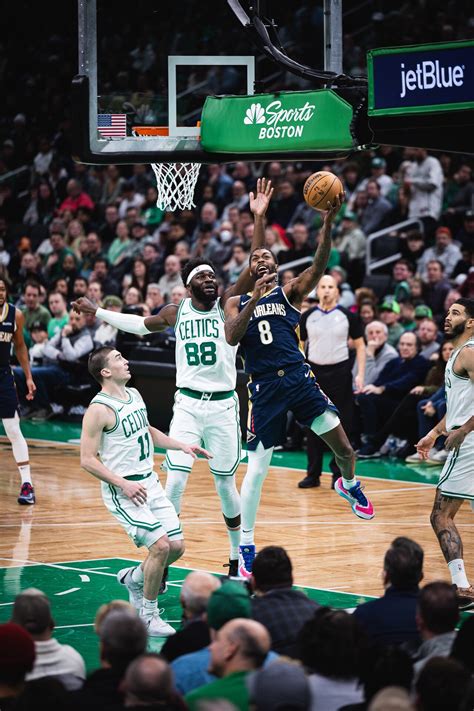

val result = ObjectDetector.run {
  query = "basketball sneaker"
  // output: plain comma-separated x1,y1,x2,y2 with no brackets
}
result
18,483,35,505
117,566,143,609
453,584,474,611
334,478,374,520
238,545,256,580
223,559,239,578
141,611,176,637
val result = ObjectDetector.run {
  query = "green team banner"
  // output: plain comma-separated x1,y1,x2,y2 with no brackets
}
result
201,90,355,153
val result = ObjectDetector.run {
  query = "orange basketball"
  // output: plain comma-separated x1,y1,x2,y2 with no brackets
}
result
303,171,343,211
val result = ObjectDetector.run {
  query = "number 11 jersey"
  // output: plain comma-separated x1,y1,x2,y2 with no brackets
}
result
238,286,304,376
175,298,238,392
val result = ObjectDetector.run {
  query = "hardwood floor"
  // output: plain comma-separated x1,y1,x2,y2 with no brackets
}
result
1,439,473,597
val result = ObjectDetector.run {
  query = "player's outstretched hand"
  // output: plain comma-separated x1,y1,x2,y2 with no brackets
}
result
120,479,147,506
415,433,436,460
71,296,99,315
249,178,274,217
323,191,345,225
182,444,213,460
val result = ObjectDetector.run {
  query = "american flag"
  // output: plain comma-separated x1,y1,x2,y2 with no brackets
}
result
97,114,127,138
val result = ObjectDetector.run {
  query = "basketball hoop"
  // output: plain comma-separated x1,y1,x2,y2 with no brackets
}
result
133,126,201,212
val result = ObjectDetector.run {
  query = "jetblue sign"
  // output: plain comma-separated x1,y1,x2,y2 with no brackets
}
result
367,41,474,116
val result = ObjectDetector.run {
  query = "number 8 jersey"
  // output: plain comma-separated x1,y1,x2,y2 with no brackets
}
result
239,286,305,376
175,298,238,392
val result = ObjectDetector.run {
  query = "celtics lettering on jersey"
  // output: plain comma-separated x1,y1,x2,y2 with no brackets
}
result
91,388,153,478
239,286,304,375
175,298,237,391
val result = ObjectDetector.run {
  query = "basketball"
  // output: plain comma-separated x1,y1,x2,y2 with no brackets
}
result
303,171,343,211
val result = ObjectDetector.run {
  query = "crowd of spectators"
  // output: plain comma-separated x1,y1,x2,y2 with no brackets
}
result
2,541,474,711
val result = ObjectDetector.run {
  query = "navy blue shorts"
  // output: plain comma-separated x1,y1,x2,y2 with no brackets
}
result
246,361,339,451
0,366,19,419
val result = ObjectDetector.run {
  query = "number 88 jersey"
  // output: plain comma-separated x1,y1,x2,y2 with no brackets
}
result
238,286,305,376
175,298,238,392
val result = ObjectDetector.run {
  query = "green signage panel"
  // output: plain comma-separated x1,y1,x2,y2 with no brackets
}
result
201,90,355,153
367,40,474,117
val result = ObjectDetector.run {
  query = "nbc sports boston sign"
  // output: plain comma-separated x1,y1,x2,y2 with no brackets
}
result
201,90,355,153
367,40,474,116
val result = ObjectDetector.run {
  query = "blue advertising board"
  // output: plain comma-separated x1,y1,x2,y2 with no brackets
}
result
367,41,474,116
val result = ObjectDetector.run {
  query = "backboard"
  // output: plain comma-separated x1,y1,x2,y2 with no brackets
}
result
73,0,370,165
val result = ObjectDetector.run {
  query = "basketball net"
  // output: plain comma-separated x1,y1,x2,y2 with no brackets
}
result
151,162,201,212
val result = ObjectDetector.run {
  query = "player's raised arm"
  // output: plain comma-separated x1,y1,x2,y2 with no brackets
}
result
283,193,344,309
72,296,178,333
221,178,274,306
13,309,36,401
80,404,147,505
224,273,276,346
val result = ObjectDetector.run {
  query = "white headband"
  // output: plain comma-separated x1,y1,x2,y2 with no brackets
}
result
186,264,215,286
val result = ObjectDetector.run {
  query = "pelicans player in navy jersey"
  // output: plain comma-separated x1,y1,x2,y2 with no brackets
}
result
0,278,37,504
225,195,375,578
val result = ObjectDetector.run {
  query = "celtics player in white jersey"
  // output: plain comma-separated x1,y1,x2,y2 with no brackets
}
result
416,298,474,610
81,346,211,636
74,179,274,576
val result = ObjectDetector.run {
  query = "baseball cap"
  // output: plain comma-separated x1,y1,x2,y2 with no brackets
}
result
0,623,35,672
464,210,474,220
206,581,251,630
372,157,386,168
436,226,452,238
414,304,433,319
343,210,358,222
247,662,311,710
102,295,123,309
380,297,400,314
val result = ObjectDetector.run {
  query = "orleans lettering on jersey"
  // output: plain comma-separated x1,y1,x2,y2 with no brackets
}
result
239,286,304,375
178,318,219,341
0,331,13,342
0,304,15,368
121,406,149,438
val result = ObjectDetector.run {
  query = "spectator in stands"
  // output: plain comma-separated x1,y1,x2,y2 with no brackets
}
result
379,297,404,347
93,295,121,347
418,226,463,280
444,164,474,227
20,281,51,346
417,318,440,359
333,211,367,286
353,537,424,653
414,582,459,677
278,222,313,274
43,232,76,282
129,257,150,297
299,608,366,710
359,299,377,326
161,571,220,663
455,209,474,252
359,180,392,236
107,220,132,268
422,260,451,318
100,164,126,207
123,286,143,306
158,255,182,302
390,259,413,303
357,156,394,198
357,320,398,387
121,654,182,711
145,283,164,314
248,660,311,711
170,581,253,695
80,233,104,278
29,324,49,365
88,257,120,297
185,618,271,711
59,178,95,215
11,588,85,690
223,243,248,286
404,149,444,237
118,179,145,219
72,276,88,300
68,610,147,711
268,180,300,228
194,202,219,240
171,285,186,305
23,181,56,228
415,657,471,711
87,280,103,304
15,252,46,292
98,205,119,248
14,310,94,420
0,622,36,708
401,230,426,271
357,331,430,457
450,615,474,675
47,291,69,338
250,546,319,657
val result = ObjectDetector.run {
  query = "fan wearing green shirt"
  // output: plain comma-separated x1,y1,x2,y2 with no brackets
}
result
47,291,69,338
185,619,270,711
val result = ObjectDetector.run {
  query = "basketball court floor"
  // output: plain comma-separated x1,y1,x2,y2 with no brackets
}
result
1,420,473,670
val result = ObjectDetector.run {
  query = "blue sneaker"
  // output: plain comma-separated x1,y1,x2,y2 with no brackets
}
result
18,483,35,505
335,478,374,520
238,545,256,580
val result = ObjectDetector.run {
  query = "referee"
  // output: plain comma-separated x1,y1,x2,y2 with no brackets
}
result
298,275,365,488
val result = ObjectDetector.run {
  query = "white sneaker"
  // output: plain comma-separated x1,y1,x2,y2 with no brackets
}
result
117,566,143,609
428,448,449,464
141,612,176,637
405,452,423,463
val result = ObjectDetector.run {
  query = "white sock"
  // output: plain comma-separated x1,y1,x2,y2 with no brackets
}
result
240,444,274,547
18,464,32,485
342,476,355,490
448,559,470,589
140,597,157,620
228,529,240,558
131,565,145,584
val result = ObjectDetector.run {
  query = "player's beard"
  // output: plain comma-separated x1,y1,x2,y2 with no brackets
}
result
444,320,467,339
192,283,217,304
